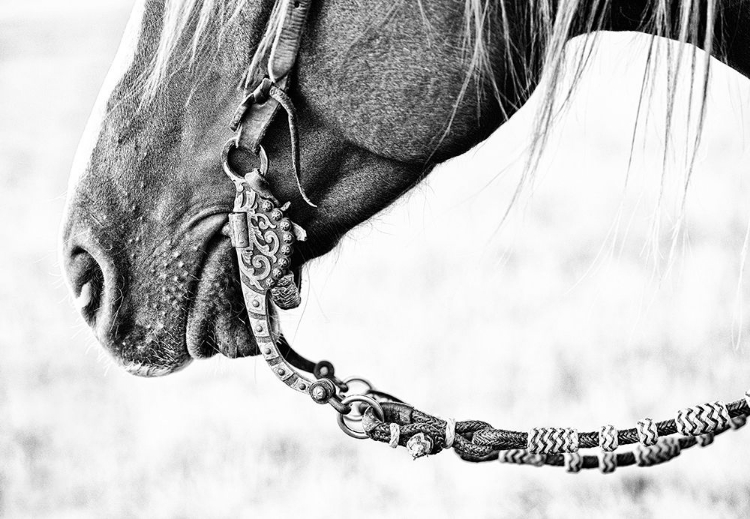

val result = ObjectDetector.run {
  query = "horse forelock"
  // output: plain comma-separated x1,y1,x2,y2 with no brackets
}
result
140,0,261,101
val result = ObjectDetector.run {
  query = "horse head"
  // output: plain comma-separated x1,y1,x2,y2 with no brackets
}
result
61,0,749,378
60,0,513,375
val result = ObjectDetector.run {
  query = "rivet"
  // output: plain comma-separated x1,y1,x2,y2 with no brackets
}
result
263,348,271,355
252,299,260,308
311,385,328,402
277,368,285,376
255,325,263,332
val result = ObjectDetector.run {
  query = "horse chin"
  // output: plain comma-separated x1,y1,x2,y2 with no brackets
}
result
185,230,259,360
120,357,192,378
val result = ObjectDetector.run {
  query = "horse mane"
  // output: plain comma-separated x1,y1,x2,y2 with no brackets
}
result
144,0,720,236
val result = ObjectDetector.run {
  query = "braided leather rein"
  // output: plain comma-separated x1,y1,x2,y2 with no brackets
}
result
222,0,750,473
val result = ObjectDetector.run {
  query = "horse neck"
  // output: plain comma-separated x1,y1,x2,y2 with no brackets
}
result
579,0,750,80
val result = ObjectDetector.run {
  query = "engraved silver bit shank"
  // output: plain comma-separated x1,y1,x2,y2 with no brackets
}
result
228,169,312,394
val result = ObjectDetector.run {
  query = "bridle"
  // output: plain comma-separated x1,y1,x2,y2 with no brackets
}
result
221,0,750,472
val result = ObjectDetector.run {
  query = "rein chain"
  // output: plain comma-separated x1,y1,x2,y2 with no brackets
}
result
221,0,750,473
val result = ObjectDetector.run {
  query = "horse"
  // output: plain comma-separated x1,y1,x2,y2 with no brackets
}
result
60,0,749,383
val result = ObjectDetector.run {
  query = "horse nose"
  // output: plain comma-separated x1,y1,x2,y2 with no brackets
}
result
63,240,111,328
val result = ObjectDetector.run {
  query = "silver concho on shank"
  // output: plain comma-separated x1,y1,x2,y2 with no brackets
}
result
227,168,311,394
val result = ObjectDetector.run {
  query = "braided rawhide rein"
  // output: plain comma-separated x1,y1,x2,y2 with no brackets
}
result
358,390,750,472
226,0,749,475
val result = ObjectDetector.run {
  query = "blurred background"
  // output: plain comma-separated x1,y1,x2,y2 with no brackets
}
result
2,0,750,517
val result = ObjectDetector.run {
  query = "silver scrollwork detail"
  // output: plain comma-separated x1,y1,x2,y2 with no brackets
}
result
232,171,295,291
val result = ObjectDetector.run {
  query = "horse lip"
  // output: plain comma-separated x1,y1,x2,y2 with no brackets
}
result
184,213,257,360
184,213,232,359
121,358,191,377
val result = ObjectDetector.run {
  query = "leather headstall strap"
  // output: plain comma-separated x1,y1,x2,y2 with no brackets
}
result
227,0,314,313
231,0,315,207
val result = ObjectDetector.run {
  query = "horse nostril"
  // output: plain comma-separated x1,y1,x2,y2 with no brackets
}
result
66,248,105,324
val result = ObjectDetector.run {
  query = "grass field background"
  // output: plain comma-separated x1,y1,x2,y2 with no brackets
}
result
2,1,750,517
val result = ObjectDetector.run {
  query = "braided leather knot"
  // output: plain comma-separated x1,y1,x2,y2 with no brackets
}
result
388,423,400,448
564,452,583,473
527,427,579,454
635,437,681,466
598,451,617,473
599,424,619,452
498,449,545,467
636,418,658,446
696,433,714,446
675,401,730,436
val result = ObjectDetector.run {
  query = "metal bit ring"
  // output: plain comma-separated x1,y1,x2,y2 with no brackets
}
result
337,395,384,439
222,139,269,181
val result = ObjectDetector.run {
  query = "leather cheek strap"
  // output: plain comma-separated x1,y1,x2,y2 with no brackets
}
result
237,75,289,154
268,0,313,82
237,0,312,156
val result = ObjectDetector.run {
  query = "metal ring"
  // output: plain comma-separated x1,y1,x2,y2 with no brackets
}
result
222,140,269,181
336,395,384,440
222,139,243,182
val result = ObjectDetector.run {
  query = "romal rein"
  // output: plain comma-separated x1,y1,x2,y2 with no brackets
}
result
222,0,750,472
